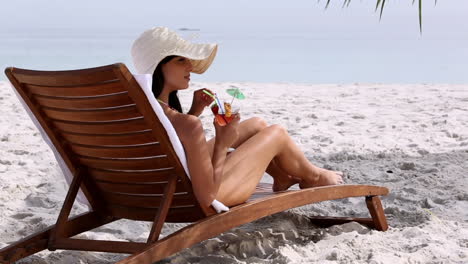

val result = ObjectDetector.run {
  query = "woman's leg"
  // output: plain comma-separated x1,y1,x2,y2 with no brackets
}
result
207,117,299,190
216,124,343,206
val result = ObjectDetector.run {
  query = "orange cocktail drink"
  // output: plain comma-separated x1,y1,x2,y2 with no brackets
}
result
211,103,238,126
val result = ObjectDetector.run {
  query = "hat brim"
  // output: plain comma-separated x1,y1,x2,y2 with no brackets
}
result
190,45,217,74
131,26,218,75
171,44,218,74
140,43,217,75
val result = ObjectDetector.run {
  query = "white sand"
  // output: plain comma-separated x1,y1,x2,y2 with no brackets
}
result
1,81,467,263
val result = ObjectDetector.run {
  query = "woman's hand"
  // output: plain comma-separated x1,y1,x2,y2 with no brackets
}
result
187,88,215,117
214,114,241,149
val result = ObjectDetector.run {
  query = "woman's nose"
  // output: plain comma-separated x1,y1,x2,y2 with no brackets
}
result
186,60,193,71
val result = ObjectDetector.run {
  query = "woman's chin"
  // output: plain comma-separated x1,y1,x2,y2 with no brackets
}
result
173,83,190,91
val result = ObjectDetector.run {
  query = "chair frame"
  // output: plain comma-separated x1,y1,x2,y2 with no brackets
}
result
0,63,388,264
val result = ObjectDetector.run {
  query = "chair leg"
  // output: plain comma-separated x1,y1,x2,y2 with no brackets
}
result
0,211,116,263
147,175,178,243
0,228,50,264
48,168,84,250
366,196,388,231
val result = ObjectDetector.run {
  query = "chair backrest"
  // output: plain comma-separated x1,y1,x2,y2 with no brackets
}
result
5,63,209,222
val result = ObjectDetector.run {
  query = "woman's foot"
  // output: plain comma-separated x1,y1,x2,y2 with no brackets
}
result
273,175,300,192
299,168,344,189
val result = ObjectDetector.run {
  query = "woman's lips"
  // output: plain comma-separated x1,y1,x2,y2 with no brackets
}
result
184,76,190,81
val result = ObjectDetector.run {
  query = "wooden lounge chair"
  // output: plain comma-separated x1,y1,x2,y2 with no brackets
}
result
0,63,389,264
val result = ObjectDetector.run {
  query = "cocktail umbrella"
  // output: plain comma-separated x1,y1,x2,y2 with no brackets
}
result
226,87,245,106
226,88,245,100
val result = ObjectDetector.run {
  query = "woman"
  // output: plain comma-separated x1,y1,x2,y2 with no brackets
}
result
131,27,343,210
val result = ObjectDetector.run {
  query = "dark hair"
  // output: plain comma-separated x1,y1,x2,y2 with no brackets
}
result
152,55,183,113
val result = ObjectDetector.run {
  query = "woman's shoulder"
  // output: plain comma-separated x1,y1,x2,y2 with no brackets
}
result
164,108,201,133
172,115,204,144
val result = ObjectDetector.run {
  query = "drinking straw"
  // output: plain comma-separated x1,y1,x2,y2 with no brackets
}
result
215,95,224,114
203,89,224,114
203,90,215,98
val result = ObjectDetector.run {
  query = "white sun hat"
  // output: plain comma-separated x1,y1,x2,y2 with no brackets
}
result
131,27,218,75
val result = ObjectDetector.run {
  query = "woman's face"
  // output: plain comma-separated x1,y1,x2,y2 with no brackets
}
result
161,56,193,91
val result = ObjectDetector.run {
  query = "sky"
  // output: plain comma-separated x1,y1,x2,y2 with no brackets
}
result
1,0,465,32
0,0,467,83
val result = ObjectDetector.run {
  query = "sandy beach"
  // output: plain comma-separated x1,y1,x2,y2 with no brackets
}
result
0,80,467,263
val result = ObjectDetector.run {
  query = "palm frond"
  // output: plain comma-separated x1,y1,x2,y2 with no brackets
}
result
376,0,382,12
419,0,422,33
379,0,386,20
319,0,436,33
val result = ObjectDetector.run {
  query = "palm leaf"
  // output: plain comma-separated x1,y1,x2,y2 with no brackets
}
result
375,0,382,12
419,0,422,33
319,0,434,33
379,0,386,20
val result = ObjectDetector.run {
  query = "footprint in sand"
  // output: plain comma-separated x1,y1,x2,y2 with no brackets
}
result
0,160,12,165
351,114,366,119
93,227,125,235
444,131,459,138
335,121,345,126
327,222,370,236
25,194,57,209
11,212,34,220
9,150,30,155
292,100,308,105
29,217,44,225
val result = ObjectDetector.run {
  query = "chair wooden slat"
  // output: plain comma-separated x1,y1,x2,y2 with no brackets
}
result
95,181,187,195
106,204,205,222
88,168,176,183
34,93,133,109
43,105,141,122
52,118,150,134
25,81,125,97
70,143,163,158
12,66,118,86
61,130,156,145
79,156,170,170
53,238,146,254
101,192,194,208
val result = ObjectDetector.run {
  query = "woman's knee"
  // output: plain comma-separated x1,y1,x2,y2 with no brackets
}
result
267,124,288,139
254,124,288,153
248,117,268,132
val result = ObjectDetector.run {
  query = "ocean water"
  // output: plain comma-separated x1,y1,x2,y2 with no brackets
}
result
0,0,467,83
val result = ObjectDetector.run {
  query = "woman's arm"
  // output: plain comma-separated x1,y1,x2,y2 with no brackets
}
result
163,108,239,208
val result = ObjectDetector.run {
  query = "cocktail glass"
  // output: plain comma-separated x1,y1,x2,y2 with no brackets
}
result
211,103,239,126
